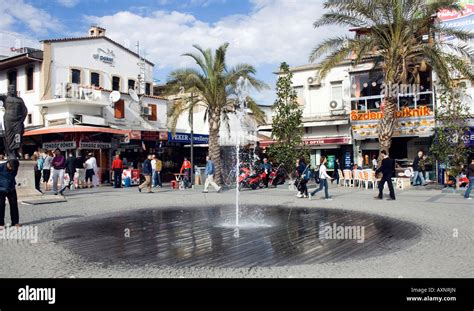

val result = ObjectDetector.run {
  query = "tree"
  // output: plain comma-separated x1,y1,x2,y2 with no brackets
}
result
267,62,307,175
309,0,474,154
166,43,267,184
430,86,471,187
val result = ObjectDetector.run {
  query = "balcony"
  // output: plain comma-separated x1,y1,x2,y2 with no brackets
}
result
37,83,109,107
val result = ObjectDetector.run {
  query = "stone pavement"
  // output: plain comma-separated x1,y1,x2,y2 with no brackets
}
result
0,182,472,278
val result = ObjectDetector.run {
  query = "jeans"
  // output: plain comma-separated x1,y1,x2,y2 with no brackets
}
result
113,169,122,188
0,189,19,226
311,179,329,199
412,171,426,186
464,177,474,198
52,168,65,193
153,171,162,187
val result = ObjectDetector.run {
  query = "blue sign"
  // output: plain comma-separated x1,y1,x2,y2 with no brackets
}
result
344,152,352,169
168,132,209,144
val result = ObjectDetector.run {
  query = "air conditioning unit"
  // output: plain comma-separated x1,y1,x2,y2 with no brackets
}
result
307,76,321,86
140,107,152,116
329,100,342,110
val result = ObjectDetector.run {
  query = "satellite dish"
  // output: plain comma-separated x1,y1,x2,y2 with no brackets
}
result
129,89,139,102
109,91,121,103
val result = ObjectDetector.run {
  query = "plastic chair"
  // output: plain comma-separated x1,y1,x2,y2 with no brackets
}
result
343,170,352,187
338,169,344,187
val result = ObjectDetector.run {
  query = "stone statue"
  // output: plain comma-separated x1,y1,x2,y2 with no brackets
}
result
0,84,28,160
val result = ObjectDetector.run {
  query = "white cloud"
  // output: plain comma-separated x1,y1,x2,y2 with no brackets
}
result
56,0,80,8
0,0,61,34
88,0,344,68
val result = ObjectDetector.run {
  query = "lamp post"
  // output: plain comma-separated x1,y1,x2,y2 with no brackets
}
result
190,92,194,188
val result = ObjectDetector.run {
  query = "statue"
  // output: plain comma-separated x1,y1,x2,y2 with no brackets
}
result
0,84,28,160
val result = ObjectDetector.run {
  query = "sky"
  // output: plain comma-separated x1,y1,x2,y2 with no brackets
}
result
0,0,347,105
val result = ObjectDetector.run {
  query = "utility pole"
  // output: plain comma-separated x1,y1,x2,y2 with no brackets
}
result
190,92,195,188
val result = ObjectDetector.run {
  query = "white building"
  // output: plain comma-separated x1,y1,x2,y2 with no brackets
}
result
0,26,168,180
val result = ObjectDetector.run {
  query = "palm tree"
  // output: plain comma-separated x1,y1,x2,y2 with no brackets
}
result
167,43,268,184
309,0,474,153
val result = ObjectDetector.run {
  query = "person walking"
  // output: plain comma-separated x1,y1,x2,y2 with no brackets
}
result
151,155,157,188
372,155,378,170
296,158,308,198
309,156,333,201
374,150,396,200
51,148,65,195
412,150,427,186
32,151,43,194
84,153,97,188
75,153,86,189
42,150,53,192
463,159,474,200
180,157,192,189
59,153,76,195
203,155,222,193
138,154,153,193
154,156,162,188
260,157,272,188
0,160,20,229
111,154,123,189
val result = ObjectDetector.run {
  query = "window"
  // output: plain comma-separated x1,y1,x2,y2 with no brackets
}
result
7,70,17,87
293,86,305,106
71,69,81,84
331,81,343,101
26,66,34,91
114,99,125,119
148,104,157,121
90,72,100,87
27,114,32,124
350,70,383,98
112,76,121,91
128,79,136,91
145,83,151,95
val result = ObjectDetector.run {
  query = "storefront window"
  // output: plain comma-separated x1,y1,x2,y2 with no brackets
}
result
350,70,384,98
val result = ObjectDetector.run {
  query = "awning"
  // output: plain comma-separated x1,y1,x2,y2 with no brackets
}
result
24,125,129,136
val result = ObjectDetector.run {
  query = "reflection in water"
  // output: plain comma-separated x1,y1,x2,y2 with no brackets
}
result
54,206,421,268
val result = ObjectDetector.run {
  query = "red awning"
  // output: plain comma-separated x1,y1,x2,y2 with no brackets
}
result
24,126,129,136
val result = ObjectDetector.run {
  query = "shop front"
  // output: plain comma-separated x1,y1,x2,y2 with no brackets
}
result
304,137,353,172
351,106,436,167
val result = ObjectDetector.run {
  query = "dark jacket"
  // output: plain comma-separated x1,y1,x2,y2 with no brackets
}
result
0,162,18,193
296,162,307,176
376,157,395,178
66,156,76,174
468,163,474,178
413,156,421,171
75,156,85,170
142,159,152,176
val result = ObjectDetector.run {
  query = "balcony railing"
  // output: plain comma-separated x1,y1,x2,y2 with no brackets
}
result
350,91,435,112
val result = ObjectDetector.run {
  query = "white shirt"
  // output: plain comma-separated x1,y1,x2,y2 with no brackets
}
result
85,157,97,170
151,159,156,170
319,164,331,179
43,156,53,170
372,158,378,167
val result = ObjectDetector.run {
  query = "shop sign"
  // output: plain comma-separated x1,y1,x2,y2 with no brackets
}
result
168,132,209,144
92,48,115,66
129,130,142,140
351,106,435,139
142,131,160,141
43,141,76,150
79,141,112,149
303,137,351,146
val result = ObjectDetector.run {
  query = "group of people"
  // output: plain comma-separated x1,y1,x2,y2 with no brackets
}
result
137,154,163,193
32,149,98,195
293,150,397,201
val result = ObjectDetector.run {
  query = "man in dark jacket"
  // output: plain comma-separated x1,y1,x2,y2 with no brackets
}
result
59,153,77,195
0,160,20,228
375,150,396,200
138,154,153,193
412,150,427,186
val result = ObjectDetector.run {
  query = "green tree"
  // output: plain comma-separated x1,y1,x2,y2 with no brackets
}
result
166,43,267,184
430,86,471,186
267,62,307,175
309,0,474,154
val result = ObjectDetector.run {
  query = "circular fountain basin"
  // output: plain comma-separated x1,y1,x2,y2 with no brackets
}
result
54,205,421,268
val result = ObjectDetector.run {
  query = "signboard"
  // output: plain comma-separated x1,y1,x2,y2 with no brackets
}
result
303,137,351,146
350,106,435,139
79,141,112,149
92,48,115,66
129,130,142,140
344,152,352,169
43,141,76,150
437,1,474,33
327,155,336,170
168,132,209,144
